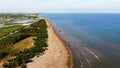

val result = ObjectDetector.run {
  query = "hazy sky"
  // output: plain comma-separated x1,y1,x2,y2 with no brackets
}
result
0,0,120,13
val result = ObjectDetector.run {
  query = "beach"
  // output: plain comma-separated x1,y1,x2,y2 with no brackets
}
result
27,19,73,68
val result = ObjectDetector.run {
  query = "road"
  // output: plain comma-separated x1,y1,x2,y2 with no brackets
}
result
0,26,29,40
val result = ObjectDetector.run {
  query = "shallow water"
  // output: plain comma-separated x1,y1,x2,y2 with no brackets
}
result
42,13,120,68
13,20,35,23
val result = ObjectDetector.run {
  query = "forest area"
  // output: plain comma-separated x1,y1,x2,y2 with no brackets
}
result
0,19,48,68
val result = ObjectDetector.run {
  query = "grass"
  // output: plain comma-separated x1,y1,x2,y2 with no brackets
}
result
0,25,23,37
4,23,13,25
0,37,34,61
12,37,34,51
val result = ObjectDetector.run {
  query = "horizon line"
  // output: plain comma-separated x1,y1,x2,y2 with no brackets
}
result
0,11,120,14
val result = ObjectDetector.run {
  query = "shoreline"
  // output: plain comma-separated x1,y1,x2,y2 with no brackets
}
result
46,19,73,68
27,18,73,68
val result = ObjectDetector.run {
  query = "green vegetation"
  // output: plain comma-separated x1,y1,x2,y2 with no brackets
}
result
0,33,31,58
2,19,48,68
0,25,23,37
12,37,34,51
4,22,13,25
0,37,33,62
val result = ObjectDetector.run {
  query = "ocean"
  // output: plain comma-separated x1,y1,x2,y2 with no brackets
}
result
41,13,120,68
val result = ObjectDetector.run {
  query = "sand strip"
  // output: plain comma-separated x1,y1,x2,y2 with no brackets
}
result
27,19,73,68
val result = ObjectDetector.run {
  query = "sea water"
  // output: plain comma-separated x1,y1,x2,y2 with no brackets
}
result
42,13,120,68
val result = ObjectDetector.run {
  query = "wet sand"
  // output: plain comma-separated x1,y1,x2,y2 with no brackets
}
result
27,19,73,68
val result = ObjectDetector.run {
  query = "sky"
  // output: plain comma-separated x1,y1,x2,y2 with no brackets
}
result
0,0,120,13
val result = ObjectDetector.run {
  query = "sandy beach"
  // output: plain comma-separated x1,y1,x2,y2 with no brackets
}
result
27,19,73,68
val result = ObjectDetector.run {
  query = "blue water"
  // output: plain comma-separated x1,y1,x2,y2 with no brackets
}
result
13,20,35,23
42,13,120,68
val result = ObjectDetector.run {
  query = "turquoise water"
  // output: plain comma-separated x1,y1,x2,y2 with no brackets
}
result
42,13,120,68
13,20,35,23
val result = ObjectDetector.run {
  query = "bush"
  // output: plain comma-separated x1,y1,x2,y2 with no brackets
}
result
3,19,48,68
21,64,26,68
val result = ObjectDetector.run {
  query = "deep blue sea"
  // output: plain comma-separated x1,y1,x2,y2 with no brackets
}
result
41,13,120,68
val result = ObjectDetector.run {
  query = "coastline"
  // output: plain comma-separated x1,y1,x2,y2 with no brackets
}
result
46,19,73,68
27,18,73,68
